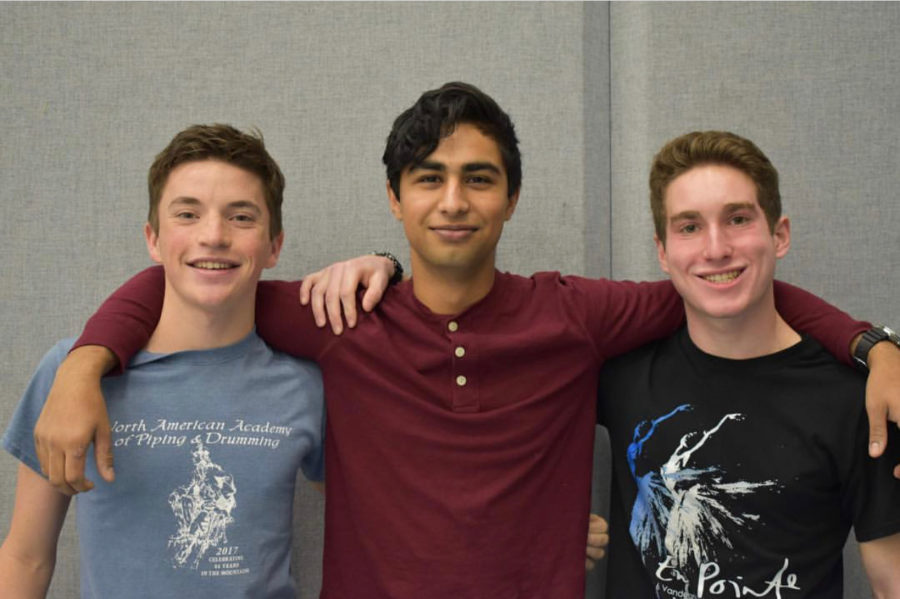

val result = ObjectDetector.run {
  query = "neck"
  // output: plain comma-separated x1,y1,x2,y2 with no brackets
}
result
685,293,801,360
409,256,497,315
145,291,256,354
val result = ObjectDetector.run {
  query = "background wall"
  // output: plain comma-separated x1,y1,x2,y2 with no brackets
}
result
1,2,896,598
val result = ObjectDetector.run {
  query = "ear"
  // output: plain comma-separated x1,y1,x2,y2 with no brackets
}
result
654,234,671,275
504,189,520,221
387,180,403,221
773,216,791,259
144,222,162,264
264,231,285,269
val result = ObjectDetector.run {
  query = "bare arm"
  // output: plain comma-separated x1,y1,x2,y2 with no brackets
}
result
32,345,117,494
859,532,900,598
0,464,71,598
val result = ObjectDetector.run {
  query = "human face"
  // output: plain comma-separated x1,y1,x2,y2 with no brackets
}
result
144,160,283,316
655,164,790,324
388,123,519,283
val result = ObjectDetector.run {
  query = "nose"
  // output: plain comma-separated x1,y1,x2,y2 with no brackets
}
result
199,214,230,248
437,178,469,216
702,225,732,260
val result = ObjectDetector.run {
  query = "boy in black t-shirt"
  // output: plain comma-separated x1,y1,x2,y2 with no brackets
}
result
596,131,900,598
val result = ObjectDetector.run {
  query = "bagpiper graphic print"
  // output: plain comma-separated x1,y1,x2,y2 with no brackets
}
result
168,439,237,569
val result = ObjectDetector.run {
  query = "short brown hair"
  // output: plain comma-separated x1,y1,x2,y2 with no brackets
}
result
147,124,284,239
650,131,780,243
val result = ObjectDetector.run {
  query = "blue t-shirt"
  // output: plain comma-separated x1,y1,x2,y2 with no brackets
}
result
3,331,324,598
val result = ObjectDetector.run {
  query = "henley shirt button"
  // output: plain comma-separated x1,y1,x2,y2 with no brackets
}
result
456,375,467,387
454,346,466,358
448,321,459,332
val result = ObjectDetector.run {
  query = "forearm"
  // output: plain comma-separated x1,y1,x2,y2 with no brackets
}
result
773,280,869,366
0,464,70,598
859,533,900,597
58,345,117,380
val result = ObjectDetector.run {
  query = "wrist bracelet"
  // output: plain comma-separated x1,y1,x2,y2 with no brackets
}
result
371,251,404,286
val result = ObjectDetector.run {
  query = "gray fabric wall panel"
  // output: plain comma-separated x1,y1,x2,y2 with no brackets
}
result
3,2,897,598
609,2,900,328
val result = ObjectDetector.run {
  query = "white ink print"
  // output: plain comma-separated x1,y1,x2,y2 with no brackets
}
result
168,438,237,569
662,413,775,570
629,407,776,573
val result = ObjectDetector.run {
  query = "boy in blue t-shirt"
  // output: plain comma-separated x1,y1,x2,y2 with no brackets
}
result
0,125,325,598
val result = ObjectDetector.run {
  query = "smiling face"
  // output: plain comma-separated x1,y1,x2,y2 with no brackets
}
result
656,164,790,325
145,159,283,319
388,122,518,288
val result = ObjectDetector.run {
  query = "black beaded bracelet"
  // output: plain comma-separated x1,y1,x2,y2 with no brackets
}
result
371,251,404,285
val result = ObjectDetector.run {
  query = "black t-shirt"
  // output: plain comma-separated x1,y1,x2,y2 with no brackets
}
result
598,328,900,599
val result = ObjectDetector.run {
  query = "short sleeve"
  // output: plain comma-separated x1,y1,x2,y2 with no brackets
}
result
2,339,76,475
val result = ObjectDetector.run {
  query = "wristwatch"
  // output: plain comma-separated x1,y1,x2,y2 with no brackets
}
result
371,251,404,286
853,324,900,371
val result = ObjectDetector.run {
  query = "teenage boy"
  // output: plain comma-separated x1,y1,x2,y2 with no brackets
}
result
595,131,900,598
0,125,325,598
31,84,897,599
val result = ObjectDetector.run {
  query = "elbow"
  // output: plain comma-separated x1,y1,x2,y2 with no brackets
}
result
0,543,57,596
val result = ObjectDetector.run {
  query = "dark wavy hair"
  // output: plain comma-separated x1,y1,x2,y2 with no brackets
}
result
383,82,521,199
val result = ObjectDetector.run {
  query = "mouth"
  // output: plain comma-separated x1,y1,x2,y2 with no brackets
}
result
699,269,743,284
188,260,239,271
430,225,479,240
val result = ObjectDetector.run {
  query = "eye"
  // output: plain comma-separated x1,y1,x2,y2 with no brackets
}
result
416,174,442,184
466,174,494,186
231,213,257,223
174,211,198,220
729,214,751,226
678,223,699,234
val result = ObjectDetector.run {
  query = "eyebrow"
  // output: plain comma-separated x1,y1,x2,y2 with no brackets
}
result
167,197,262,214
409,160,502,176
668,202,758,224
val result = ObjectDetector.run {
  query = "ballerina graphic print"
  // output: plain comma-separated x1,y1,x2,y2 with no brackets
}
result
627,405,795,597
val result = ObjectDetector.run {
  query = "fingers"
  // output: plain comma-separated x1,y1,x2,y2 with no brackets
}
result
332,263,361,332
361,272,387,313
47,444,82,496
298,274,314,306
64,444,93,493
866,395,888,458
94,415,116,483
585,513,609,564
307,271,331,329
35,429,89,495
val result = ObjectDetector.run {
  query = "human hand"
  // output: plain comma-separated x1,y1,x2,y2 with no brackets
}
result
298,254,396,335
33,345,116,495
585,513,609,571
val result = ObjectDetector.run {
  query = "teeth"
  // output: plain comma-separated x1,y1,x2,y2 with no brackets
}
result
192,261,234,270
703,270,740,283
